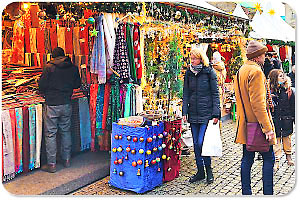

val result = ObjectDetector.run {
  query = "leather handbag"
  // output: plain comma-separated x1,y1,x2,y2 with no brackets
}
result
236,71,270,152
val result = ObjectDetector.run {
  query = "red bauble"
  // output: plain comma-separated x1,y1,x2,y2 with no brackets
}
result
126,146,131,152
132,161,137,167
137,160,143,165
151,160,156,165
114,135,119,140
114,160,118,165
119,135,122,140
118,158,123,164
133,137,138,142
139,137,144,142
147,137,153,143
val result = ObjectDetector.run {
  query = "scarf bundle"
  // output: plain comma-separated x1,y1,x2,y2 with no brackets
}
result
22,106,30,174
35,104,43,168
65,27,74,55
95,84,105,136
89,84,99,151
11,18,25,64
2,110,15,181
73,27,81,55
57,27,66,53
79,97,92,151
15,108,23,174
28,106,36,170
133,23,142,81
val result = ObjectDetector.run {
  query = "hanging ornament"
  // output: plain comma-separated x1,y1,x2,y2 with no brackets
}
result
70,17,76,23
131,149,136,154
119,171,124,176
132,161,137,167
113,168,117,174
137,168,141,176
158,146,163,151
163,131,168,137
139,149,144,154
90,28,99,37
127,136,131,141
126,146,131,152
87,17,95,24
145,160,149,167
119,135,123,140
151,160,156,165
167,167,172,172
167,156,171,161
114,159,118,165
174,11,181,19
147,137,153,143
137,160,143,165
125,154,128,160
117,146,123,152
114,135,119,140
153,147,158,152
133,137,138,142
139,137,144,142
162,155,167,159
153,135,157,140
162,143,166,148
156,157,161,163
55,14,60,20
157,167,161,172
146,150,152,155
112,147,117,153
158,134,163,139
118,158,123,164
268,9,275,16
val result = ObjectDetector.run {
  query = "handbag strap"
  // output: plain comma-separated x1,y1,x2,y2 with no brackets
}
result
236,70,248,123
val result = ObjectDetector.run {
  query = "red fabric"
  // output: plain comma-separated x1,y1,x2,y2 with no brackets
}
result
24,28,31,53
279,46,286,61
65,27,73,54
266,44,273,52
36,28,45,54
49,27,58,51
22,107,30,174
102,83,111,131
84,9,94,19
11,18,25,64
133,24,142,80
9,109,17,171
85,56,91,84
79,26,89,55
89,84,99,152
163,120,182,182
30,4,39,28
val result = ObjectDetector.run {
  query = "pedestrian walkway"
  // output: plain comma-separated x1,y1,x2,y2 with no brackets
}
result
71,120,295,196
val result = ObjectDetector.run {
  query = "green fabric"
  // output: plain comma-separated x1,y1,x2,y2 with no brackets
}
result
282,60,290,73
126,23,137,83
106,74,120,130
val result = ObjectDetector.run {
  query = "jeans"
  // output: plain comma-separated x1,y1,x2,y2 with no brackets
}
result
190,123,211,168
44,104,72,164
241,144,275,195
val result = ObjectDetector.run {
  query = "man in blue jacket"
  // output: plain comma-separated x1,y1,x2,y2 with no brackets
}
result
38,47,81,173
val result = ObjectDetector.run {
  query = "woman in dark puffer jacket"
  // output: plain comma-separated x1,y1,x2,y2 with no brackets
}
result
182,48,221,184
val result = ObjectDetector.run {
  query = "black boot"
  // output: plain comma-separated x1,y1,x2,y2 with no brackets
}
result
189,165,205,183
205,165,214,184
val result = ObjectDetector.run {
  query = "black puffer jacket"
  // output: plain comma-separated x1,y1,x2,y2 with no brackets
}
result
182,66,221,124
38,56,81,106
271,86,295,137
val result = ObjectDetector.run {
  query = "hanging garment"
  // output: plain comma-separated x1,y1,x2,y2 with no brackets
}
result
130,85,136,116
22,106,30,174
89,84,99,151
133,23,142,81
72,27,80,55
79,25,89,55
90,14,107,84
28,106,36,170
44,28,51,54
139,29,146,88
79,97,92,151
71,98,81,152
15,108,23,174
101,83,111,131
135,85,143,114
65,27,73,55
279,46,287,62
57,27,66,52
49,27,58,52
126,23,137,83
119,84,127,118
30,4,39,28
103,13,116,68
124,84,133,117
24,28,31,53
112,23,130,81
2,110,15,181
35,104,42,168
11,18,25,64
95,84,105,137
36,28,45,54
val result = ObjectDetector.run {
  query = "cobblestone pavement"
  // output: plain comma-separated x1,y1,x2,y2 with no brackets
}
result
71,120,295,196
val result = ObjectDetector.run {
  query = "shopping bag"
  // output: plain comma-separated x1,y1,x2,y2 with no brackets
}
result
201,120,222,157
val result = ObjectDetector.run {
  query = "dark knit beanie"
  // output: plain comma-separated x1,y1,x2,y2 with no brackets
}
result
52,47,65,58
246,40,268,59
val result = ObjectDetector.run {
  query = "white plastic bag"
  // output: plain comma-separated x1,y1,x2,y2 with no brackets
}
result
201,120,222,157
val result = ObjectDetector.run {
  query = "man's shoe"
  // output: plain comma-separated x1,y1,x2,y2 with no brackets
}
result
205,165,214,184
189,166,205,183
63,159,71,168
41,164,56,173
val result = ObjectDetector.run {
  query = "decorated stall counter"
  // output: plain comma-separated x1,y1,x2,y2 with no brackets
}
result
109,118,165,193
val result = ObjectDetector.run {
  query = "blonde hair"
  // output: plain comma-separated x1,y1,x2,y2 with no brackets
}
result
190,48,209,67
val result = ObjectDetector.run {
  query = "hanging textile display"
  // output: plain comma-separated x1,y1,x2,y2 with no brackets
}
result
28,106,36,170
71,98,81,153
22,106,30,174
90,14,106,84
11,18,25,64
89,84,99,151
2,110,16,181
44,28,51,54
79,24,89,55
35,104,43,168
103,13,116,68
65,27,74,55
133,23,142,83
112,22,130,82
79,97,92,151
15,107,23,174
135,86,143,114
126,23,137,83
57,26,66,52
72,27,81,55
95,84,105,136
49,27,58,52
36,28,45,54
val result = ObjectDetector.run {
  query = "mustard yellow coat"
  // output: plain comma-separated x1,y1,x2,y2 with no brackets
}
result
234,60,276,145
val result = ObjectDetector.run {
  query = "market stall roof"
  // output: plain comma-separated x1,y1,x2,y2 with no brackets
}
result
176,0,250,20
232,4,249,19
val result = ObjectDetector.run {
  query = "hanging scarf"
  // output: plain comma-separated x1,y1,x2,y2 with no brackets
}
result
126,23,137,83
79,24,89,55
90,14,107,84
71,99,81,153
133,23,142,81
44,28,51,54
89,84,99,151
11,18,25,64
2,110,15,181
112,23,130,81
9,109,17,172
102,83,111,131
124,84,133,117
73,27,80,55
135,85,143,114
49,27,58,52
57,27,66,53
36,28,45,54
28,106,36,170
79,97,92,151
103,13,116,68
15,108,23,174
35,104,43,168
65,27,73,55
95,84,105,136
22,106,30,174
266,80,274,112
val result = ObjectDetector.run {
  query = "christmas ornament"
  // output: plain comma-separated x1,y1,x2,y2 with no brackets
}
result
112,147,117,153
119,135,123,140
156,157,161,162
132,161,137,167
153,135,157,140
151,160,156,165
167,167,172,172
163,131,168,137
158,134,163,139
153,147,158,152
117,146,123,152
126,146,131,152
139,137,144,142
169,145,173,150
158,146,163,151
56,14,60,20
133,137,138,142
147,137,153,143
175,11,181,19
113,168,117,174
127,136,131,141
114,160,118,165
137,168,141,176
145,160,149,167
162,144,166,148
157,167,161,172
167,156,171,161
125,154,128,160
137,160,143,165
119,171,124,176
114,135,119,140
90,28,99,37
131,149,136,154
87,17,95,24
146,150,152,155
162,155,167,160
139,149,144,154
70,17,76,23
118,158,123,164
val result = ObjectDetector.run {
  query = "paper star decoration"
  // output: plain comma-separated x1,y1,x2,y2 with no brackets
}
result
254,3,262,11
90,28,99,37
79,17,86,26
268,9,275,16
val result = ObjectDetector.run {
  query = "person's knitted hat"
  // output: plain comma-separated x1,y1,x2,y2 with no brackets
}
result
246,40,268,59
52,47,65,58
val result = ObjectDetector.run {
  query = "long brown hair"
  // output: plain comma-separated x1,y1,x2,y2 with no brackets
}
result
268,69,284,92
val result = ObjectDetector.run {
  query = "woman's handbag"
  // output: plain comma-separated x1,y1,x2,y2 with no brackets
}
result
201,120,222,157
236,71,270,152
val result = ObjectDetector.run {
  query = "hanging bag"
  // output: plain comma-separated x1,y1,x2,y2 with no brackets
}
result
236,71,270,152
201,120,222,157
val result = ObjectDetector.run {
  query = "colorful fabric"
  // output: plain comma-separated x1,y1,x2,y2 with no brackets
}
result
112,23,130,81
90,14,107,84
126,23,137,83
95,84,105,136
2,110,15,181
102,83,111,131
79,97,92,151
36,28,45,54
103,13,116,68
35,104,43,168
279,46,287,61
15,108,23,173
65,27,73,55
22,107,30,174
135,85,143,114
73,27,81,55
49,27,58,52
11,18,25,64
28,106,36,170
57,27,66,52
79,25,89,55
89,84,99,151
124,84,133,117
133,23,142,80
44,28,51,54
29,4,39,28
24,28,31,53
71,98,81,152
